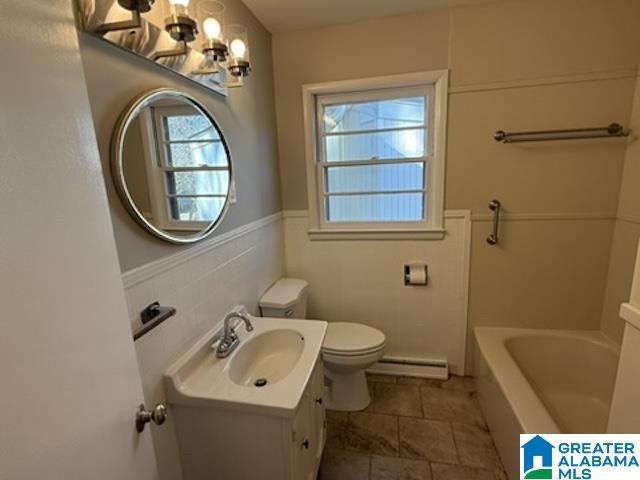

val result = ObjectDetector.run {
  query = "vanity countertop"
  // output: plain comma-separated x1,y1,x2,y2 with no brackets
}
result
164,315,327,417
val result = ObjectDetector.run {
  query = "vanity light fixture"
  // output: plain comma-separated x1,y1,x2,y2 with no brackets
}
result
225,24,252,85
151,0,197,60
95,0,154,34
77,0,253,94
198,1,228,71
163,0,198,43
119,0,154,12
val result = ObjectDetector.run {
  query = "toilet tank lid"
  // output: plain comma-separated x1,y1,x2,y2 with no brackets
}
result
259,278,308,309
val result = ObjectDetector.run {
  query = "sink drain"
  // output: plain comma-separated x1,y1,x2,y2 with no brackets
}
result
254,378,268,387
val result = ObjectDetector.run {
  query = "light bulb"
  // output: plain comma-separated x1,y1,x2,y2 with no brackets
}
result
168,0,189,15
203,17,221,39
229,38,246,58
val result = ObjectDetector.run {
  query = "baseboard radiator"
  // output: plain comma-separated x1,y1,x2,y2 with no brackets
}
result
367,355,449,380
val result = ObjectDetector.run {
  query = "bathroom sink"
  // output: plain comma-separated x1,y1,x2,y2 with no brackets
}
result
164,313,327,416
229,329,305,387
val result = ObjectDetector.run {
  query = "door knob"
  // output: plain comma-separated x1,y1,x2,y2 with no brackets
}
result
302,439,310,450
136,403,168,433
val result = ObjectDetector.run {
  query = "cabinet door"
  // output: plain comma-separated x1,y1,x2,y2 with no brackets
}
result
291,389,315,480
309,361,327,472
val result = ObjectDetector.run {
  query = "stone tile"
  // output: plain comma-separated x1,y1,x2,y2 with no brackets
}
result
367,373,398,384
346,412,400,456
357,382,377,413
431,463,496,480
469,393,487,425
398,417,458,464
420,387,485,426
370,455,432,480
397,376,443,388
318,449,370,480
441,376,476,393
452,423,503,470
493,469,508,480
372,383,423,417
327,411,350,450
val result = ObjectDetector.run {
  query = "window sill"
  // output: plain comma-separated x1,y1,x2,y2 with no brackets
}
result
307,228,446,241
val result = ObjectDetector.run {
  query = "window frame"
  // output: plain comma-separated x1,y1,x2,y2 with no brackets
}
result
140,105,231,232
302,71,448,240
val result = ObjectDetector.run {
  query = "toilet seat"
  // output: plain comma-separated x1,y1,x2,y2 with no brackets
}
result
322,322,385,356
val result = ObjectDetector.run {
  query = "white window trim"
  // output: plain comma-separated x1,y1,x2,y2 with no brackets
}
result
140,105,228,232
302,70,449,241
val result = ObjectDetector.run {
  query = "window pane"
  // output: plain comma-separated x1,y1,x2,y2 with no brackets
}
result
325,129,425,162
323,97,426,133
164,114,220,141
166,171,229,195
166,142,228,167
327,193,424,222
326,163,424,193
170,197,226,222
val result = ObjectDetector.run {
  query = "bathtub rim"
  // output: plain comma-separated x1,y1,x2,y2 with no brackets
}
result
474,327,620,434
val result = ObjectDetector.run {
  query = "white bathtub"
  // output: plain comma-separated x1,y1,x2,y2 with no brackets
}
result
473,327,619,480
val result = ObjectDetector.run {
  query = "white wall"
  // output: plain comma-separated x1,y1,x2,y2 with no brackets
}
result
0,1,157,478
273,0,640,372
600,65,640,342
283,211,471,374
606,242,640,433
125,216,285,480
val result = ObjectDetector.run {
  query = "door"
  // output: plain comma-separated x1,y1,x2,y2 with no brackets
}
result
0,2,159,479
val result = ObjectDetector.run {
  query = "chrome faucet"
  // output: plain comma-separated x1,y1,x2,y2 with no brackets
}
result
215,309,254,358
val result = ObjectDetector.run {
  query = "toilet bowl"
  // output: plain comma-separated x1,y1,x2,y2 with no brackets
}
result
259,278,385,411
322,322,385,411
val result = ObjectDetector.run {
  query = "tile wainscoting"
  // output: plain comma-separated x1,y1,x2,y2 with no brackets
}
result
283,210,472,375
123,209,471,478
122,213,285,480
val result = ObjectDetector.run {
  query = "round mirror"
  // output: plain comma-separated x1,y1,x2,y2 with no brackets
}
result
112,88,233,244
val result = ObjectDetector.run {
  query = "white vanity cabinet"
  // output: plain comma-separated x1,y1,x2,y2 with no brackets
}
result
291,361,326,480
172,360,326,480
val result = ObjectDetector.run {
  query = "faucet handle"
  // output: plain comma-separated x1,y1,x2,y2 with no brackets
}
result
234,307,254,331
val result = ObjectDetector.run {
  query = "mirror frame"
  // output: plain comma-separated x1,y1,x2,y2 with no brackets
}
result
111,88,234,244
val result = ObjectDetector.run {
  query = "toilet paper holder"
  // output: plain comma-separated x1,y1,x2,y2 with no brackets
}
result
404,263,428,286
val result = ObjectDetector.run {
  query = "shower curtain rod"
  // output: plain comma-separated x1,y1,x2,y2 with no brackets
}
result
494,122,630,143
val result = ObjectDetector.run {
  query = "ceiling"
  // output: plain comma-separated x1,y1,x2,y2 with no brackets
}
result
242,0,497,33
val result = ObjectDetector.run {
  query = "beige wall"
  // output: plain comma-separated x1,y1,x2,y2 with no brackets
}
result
601,70,640,342
272,0,640,368
272,9,451,210
79,0,281,272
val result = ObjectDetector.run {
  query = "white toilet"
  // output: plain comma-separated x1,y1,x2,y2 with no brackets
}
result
260,278,385,411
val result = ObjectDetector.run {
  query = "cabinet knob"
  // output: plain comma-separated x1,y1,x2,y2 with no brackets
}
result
136,403,168,433
302,439,310,450
315,397,323,405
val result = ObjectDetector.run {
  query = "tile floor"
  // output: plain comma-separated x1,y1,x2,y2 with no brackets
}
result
318,374,507,480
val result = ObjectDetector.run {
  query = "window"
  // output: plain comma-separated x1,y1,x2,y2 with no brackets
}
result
303,71,448,240
141,105,231,231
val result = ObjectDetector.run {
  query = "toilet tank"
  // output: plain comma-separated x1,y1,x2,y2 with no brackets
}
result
259,278,308,319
